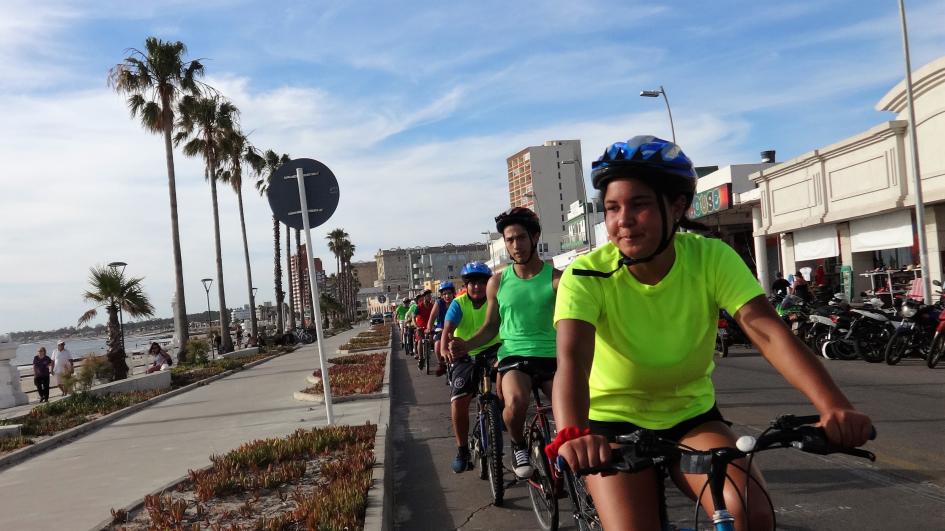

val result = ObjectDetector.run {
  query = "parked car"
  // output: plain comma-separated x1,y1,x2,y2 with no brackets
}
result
370,313,384,324
383,311,393,320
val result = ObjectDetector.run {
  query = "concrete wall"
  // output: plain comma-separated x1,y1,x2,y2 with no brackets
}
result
87,370,171,397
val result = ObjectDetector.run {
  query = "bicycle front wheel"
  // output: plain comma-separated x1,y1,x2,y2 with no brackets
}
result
484,399,504,506
562,465,601,531
527,430,558,530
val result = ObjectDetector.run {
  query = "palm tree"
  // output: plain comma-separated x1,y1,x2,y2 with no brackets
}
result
256,150,291,333
77,266,155,380
326,228,349,315
108,37,204,356
286,228,297,330
174,95,237,353
219,129,265,339
339,239,357,320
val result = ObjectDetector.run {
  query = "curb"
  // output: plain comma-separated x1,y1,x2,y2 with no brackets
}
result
0,353,282,472
362,327,394,531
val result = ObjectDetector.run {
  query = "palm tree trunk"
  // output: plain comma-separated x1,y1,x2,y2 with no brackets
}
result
273,216,285,333
286,227,296,330
161,106,189,362
209,161,234,353
236,187,258,338
107,304,129,380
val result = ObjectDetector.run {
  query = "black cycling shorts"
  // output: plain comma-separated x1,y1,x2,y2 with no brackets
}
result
449,344,499,401
496,355,557,385
589,404,730,444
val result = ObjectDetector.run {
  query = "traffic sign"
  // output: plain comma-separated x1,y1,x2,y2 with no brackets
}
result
266,158,340,230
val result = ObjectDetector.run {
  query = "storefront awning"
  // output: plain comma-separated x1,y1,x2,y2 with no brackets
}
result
794,224,838,261
850,210,913,252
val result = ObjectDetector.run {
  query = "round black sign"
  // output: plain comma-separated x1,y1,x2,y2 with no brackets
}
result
266,158,340,230
378,295,387,304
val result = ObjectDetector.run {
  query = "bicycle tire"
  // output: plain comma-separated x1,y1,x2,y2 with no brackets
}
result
425,340,431,375
928,333,945,368
527,429,559,530
715,333,728,358
562,465,601,531
471,419,487,480
485,399,504,506
417,340,426,373
884,329,909,365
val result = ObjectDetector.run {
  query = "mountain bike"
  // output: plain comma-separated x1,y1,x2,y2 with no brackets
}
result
557,414,876,531
467,354,505,506
499,359,560,530
418,332,432,374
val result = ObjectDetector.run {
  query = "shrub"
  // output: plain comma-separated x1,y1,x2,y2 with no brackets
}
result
75,354,113,391
184,339,210,365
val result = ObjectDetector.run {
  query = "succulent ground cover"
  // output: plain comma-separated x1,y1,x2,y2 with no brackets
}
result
305,353,385,397
338,325,391,350
0,391,164,455
0,351,282,456
108,423,377,530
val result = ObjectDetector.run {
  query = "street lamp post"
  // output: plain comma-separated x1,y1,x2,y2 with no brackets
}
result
897,0,932,304
107,261,127,354
480,231,495,266
201,278,214,358
640,85,677,143
524,192,544,256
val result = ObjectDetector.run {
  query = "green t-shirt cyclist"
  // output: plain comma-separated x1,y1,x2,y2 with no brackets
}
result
550,135,874,530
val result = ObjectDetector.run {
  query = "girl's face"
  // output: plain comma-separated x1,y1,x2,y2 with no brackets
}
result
603,178,686,259
37,348,46,357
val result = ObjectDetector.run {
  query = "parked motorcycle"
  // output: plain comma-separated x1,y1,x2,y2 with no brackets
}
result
805,293,856,360
884,296,941,365
822,297,896,363
777,294,812,339
716,310,751,358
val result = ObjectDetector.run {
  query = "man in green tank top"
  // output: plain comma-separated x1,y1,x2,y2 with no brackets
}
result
441,262,500,473
450,207,561,479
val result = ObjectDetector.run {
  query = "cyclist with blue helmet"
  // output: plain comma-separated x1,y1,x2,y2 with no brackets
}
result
426,281,457,376
451,207,562,479
549,136,874,530
441,262,501,473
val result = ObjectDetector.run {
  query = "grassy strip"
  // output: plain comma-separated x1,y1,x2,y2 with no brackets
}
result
0,350,285,455
306,353,385,396
110,424,377,530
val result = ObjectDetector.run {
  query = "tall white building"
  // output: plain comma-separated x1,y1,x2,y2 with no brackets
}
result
506,140,586,257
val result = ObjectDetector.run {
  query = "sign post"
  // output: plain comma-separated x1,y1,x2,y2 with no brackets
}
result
267,158,340,425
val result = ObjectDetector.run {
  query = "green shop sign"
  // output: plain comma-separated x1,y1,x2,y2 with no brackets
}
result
687,183,732,219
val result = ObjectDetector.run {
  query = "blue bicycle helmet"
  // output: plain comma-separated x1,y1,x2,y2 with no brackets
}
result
438,281,455,293
460,261,492,280
591,135,697,207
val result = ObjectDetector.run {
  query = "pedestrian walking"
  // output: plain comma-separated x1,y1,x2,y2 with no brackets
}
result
32,347,53,402
51,340,74,396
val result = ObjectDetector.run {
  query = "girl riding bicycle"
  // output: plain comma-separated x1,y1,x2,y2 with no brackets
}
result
550,136,874,530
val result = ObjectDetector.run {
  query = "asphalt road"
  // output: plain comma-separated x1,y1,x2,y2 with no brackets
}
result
390,340,945,530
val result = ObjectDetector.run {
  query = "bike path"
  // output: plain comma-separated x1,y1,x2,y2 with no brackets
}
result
388,336,580,530
0,326,385,531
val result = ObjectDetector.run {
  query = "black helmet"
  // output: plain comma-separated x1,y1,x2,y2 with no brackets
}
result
591,135,697,208
495,206,541,235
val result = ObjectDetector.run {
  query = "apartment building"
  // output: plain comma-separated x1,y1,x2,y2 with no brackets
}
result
375,243,489,298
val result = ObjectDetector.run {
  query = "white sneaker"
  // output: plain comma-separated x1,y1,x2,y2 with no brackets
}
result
511,443,533,479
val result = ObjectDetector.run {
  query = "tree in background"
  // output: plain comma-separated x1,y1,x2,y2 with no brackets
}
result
108,37,205,357
256,150,291,333
174,95,238,353
77,266,155,380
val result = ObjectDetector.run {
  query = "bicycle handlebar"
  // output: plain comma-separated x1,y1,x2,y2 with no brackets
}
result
566,414,876,477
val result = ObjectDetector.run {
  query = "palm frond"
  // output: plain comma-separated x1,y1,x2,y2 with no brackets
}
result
77,308,99,327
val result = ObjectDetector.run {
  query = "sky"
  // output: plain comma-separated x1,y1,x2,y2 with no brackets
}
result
1,0,944,332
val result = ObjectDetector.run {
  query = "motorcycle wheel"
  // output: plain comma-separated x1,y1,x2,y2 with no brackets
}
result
928,334,945,369
856,327,890,364
884,330,909,365
831,338,859,361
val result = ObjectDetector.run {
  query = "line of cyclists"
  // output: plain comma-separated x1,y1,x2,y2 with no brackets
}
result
392,135,875,530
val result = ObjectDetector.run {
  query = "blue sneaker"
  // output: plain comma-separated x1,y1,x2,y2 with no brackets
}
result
452,448,472,473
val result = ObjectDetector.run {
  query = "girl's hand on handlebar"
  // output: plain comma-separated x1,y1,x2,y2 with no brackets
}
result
818,408,874,448
558,434,612,474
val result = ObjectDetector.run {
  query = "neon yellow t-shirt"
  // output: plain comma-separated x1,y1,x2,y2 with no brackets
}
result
553,233,764,429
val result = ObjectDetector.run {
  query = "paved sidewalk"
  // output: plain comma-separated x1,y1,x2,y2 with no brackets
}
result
0,326,384,531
